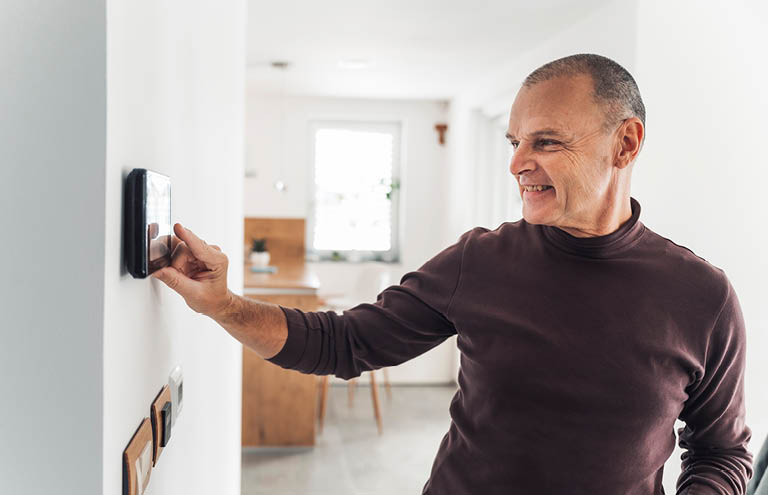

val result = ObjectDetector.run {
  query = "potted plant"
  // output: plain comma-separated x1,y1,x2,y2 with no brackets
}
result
249,238,270,266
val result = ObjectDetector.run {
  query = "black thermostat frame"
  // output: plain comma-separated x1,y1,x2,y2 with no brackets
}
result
124,168,172,279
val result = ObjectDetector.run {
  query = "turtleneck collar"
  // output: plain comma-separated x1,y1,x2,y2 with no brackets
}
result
538,196,646,259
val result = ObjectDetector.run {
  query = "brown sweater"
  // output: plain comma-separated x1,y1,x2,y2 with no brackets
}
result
267,196,753,495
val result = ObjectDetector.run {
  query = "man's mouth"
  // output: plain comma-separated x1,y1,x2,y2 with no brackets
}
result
522,185,554,192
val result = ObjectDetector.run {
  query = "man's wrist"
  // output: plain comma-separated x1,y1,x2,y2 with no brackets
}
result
211,290,239,323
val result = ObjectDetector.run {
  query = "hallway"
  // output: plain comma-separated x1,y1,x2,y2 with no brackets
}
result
242,384,457,494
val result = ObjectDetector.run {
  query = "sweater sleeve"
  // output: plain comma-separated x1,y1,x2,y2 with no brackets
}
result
676,277,754,495
265,228,475,380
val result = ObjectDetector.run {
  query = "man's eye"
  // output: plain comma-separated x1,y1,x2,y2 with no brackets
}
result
508,141,519,149
536,139,559,147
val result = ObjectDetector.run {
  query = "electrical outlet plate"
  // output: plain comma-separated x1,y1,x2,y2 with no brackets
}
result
168,365,183,426
150,385,172,466
123,418,153,495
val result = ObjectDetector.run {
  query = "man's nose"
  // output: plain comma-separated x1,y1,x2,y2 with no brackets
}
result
509,143,533,176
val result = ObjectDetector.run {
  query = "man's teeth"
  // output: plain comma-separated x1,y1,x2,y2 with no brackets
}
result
523,185,553,192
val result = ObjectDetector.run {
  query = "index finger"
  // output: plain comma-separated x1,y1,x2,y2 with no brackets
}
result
170,233,182,252
173,223,219,264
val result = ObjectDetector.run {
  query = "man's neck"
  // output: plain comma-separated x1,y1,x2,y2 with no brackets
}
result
556,196,632,238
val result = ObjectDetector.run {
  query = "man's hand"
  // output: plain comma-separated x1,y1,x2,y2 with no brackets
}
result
151,223,233,318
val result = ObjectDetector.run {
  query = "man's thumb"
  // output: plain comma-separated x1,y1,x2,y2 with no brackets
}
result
152,266,189,293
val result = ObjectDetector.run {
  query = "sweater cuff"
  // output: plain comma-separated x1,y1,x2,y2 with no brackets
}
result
266,306,309,369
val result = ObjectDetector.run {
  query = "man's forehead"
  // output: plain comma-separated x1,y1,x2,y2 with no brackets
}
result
507,75,600,138
505,118,573,141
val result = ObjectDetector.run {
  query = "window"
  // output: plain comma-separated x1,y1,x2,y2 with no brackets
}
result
307,121,401,262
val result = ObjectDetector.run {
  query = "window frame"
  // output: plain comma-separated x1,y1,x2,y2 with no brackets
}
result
305,119,402,263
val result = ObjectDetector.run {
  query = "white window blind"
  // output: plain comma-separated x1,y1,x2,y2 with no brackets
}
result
308,121,401,261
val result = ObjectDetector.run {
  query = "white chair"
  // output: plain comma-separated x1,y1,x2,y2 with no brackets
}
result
316,264,394,434
322,263,394,310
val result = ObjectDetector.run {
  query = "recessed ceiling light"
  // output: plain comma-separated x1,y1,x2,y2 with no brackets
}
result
338,58,371,70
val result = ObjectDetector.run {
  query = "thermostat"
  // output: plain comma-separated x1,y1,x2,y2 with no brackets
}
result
124,168,172,278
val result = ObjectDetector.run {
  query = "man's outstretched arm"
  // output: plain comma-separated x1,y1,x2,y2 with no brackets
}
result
153,222,481,379
247,227,478,380
213,294,288,359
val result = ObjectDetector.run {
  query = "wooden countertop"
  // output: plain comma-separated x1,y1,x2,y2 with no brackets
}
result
243,262,320,293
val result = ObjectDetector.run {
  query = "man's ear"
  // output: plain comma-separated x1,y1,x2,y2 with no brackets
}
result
614,117,644,169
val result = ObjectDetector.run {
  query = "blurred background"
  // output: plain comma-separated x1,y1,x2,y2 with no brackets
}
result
2,1,766,494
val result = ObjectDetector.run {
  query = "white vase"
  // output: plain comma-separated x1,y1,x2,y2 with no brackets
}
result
250,251,270,267
347,251,362,262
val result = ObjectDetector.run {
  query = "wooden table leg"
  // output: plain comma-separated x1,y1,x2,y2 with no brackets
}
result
318,375,329,433
382,367,392,399
370,371,383,435
348,377,357,407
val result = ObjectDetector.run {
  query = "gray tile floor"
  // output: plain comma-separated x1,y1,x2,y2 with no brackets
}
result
241,383,458,495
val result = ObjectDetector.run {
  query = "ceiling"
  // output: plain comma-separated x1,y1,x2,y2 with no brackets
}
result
246,0,612,100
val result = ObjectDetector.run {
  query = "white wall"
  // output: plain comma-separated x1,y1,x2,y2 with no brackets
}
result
245,93,457,383
447,0,768,491
0,2,106,493
104,1,246,495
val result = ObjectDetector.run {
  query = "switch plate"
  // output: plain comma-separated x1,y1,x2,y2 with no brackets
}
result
150,385,172,466
168,365,183,426
123,418,153,495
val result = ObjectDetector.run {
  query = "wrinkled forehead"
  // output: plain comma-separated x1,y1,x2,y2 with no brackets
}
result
507,109,588,143
507,76,603,138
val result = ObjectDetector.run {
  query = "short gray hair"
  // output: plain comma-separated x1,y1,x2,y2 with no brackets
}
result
523,53,646,133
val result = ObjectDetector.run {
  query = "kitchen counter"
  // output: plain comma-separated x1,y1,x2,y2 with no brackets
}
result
243,261,320,295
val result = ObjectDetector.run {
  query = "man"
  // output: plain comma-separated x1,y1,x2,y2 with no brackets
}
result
153,54,753,494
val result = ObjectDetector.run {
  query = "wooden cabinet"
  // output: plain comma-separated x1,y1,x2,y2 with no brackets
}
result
241,217,323,447
241,292,319,447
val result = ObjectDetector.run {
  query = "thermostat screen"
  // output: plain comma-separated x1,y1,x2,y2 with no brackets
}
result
146,171,172,272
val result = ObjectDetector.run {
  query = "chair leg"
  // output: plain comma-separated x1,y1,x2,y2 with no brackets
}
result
370,371,383,435
348,377,357,407
382,367,392,399
318,375,329,433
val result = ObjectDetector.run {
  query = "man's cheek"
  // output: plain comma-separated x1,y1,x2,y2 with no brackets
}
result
559,147,586,168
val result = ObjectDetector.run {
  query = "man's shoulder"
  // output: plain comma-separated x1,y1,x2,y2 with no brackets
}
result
640,226,729,299
642,227,721,269
459,219,528,243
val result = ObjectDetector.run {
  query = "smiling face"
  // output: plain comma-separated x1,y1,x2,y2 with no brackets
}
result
506,74,640,236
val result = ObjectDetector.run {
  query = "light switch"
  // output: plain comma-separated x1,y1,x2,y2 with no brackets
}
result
168,365,183,426
161,401,172,447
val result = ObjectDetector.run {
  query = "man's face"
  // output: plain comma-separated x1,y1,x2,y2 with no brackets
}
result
506,74,623,230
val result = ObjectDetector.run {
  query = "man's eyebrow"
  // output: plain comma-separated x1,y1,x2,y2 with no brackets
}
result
505,128,568,141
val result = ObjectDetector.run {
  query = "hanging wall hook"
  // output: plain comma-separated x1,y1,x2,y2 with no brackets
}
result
434,123,448,145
